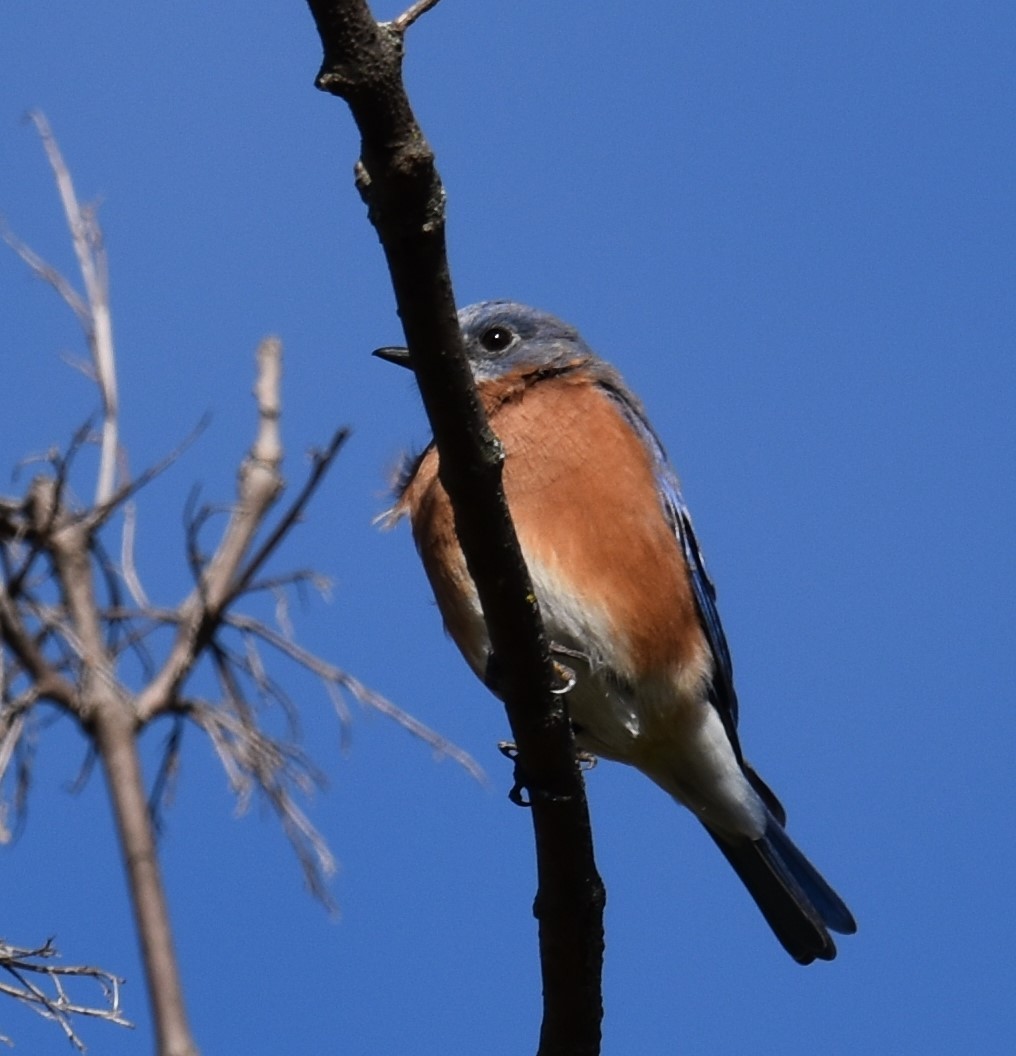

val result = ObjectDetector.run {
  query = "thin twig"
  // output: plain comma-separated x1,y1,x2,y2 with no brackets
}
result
0,221,90,324
0,708,30,842
0,590,76,708
29,111,120,506
225,611,486,783
230,427,349,602
148,718,185,832
390,0,443,34
83,413,210,534
0,938,131,1051
186,696,337,907
121,501,149,606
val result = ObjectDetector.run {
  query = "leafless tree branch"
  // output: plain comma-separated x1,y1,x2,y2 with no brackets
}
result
0,938,131,1052
3,49,510,1056
2,135,317,1056
223,611,487,782
187,687,337,907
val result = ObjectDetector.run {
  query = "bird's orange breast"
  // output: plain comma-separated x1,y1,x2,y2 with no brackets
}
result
397,370,706,679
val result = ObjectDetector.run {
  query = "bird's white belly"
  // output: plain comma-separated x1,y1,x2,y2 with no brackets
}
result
450,556,765,838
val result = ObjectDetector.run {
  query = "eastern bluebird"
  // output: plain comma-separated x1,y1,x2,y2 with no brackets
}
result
375,300,856,964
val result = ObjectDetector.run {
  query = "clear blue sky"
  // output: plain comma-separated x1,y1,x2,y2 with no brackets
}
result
2,2,1014,1053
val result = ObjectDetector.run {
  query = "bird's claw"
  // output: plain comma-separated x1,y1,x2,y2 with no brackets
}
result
497,741,529,805
550,660,576,695
576,750,598,771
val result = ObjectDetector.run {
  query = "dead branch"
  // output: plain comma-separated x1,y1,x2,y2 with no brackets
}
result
0,938,131,1052
133,338,287,725
187,689,337,907
2,82,494,1056
25,112,120,507
228,426,348,604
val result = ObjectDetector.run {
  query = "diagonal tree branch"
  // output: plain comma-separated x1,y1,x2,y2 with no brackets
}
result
303,3,605,1052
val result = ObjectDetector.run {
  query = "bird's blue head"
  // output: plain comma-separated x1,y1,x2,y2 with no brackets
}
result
456,301,596,382
376,298,669,490
373,300,598,383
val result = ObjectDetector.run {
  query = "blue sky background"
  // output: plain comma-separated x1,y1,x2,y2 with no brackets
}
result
2,2,1014,1053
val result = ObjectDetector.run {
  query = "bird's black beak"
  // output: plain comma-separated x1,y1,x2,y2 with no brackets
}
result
372,345,414,370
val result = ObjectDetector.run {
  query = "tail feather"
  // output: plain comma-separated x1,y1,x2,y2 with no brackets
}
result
708,815,857,965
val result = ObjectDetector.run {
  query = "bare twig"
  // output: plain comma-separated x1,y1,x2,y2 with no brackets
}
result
29,111,120,506
83,413,210,536
147,717,185,830
0,222,90,324
98,596,486,784
230,427,349,602
120,502,147,605
0,707,31,843
225,611,486,782
390,0,443,34
0,938,131,1051
187,692,337,907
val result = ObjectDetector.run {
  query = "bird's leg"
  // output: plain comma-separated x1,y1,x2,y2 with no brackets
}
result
493,642,595,804
549,641,590,695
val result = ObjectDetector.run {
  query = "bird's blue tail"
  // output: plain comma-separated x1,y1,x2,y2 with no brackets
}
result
707,814,856,964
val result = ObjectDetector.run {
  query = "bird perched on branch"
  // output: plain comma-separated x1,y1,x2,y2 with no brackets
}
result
376,300,856,964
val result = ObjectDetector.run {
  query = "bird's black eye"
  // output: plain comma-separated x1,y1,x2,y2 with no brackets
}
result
479,326,514,353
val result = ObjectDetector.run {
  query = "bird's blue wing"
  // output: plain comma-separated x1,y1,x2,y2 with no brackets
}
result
654,467,740,732
655,464,789,822
596,375,742,749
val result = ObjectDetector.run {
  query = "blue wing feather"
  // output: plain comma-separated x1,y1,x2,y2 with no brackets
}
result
658,478,737,704
595,376,742,751
656,468,742,743
656,462,790,823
